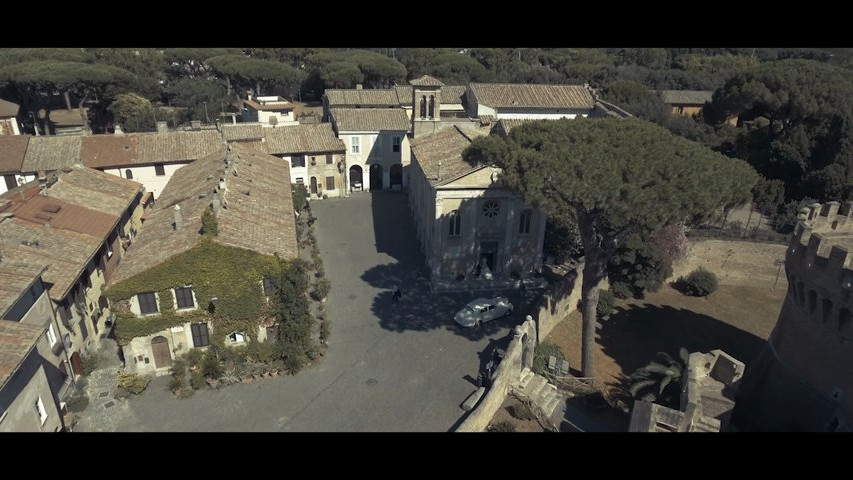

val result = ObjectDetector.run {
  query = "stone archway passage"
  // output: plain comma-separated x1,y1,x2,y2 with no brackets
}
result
370,164,384,191
390,164,402,188
151,336,172,368
349,165,363,191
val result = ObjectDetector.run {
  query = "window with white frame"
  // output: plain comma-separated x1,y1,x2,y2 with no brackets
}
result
393,136,401,153
35,396,48,425
227,331,246,344
292,156,305,168
296,178,304,184
46,323,58,347
351,136,360,154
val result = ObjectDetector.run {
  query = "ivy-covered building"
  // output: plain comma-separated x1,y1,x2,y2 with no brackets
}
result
107,143,298,376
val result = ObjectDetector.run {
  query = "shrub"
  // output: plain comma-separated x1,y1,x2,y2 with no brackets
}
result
185,348,205,370
189,370,206,390
292,184,309,212
313,278,332,300
81,353,99,375
532,343,565,375
319,317,331,343
169,358,187,379
682,268,718,297
489,421,517,432
597,290,616,319
176,387,194,399
117,372,151,395
168,376,184,393
201,348,223,379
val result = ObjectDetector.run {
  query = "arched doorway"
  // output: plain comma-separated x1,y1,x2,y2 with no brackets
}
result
390,164,402,189
69,352,83,376
349,165,363,192
151,336,172,368
310,177,318,195
370,164,383,191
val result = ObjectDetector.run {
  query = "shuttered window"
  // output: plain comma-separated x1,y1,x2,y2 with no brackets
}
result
191,323,210,347
138,292,158,314
174,286,195,309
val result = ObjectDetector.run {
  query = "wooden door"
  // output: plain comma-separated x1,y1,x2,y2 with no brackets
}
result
151,336,172,368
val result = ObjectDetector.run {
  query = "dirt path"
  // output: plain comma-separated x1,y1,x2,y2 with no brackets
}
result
670,239,788,289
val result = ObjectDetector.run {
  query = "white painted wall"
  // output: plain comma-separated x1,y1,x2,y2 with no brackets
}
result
258,109,298,126
102,163,188,200
278,155,308,184
0,173,35,195
338,130,408,192
496,112,584,120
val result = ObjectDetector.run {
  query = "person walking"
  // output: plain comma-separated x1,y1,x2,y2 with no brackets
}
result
392,285,402,302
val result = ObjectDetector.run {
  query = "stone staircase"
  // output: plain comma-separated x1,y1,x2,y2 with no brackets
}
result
515,368,567,427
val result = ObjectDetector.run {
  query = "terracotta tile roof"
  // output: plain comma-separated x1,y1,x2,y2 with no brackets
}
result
331,108,410,132
0,135,29,173
8,193,117,239
244,98,294,111
325,89,400,107
441,85,467,104
410,126,489,186
264,123,345,155
136,130,223,164
0,220,104,300
468,83,594,109
409,75,445,87
0,261,46,319
0,98,19,118
80,135,139,169
222,123,265,141
43,164,142,217
111,144,298,285
494,118,536,136
658,90,713,106
0,321,45,390
394,85,466,106
22,136,82,173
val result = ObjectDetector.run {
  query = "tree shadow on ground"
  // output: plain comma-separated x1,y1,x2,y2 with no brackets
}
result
597,303,766,386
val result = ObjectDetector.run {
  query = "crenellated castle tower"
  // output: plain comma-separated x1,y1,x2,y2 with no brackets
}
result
733,201,853,431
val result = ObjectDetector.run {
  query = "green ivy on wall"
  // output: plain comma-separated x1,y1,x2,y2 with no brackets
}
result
108,237,283,345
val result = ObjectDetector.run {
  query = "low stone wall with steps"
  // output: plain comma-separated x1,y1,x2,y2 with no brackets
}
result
457,317,537,432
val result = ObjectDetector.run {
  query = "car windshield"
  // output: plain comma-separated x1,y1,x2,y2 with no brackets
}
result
466,306,478,314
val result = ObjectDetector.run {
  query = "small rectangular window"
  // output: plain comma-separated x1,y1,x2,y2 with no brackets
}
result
174,286,195,309
351,136,360,154
393,136,401,153
519,210,532,235
292,156,305,168
46,323,57,346
35,396,48,425
5,174,18,190
326,176,335,191
191,322,210,347
138,292,158,314
154,165,166,176
296,178,304,184
326,154,334,165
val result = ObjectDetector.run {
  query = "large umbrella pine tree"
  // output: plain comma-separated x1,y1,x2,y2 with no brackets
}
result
463,118,758,378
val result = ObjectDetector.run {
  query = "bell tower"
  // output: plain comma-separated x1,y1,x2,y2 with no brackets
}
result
410,75,443,138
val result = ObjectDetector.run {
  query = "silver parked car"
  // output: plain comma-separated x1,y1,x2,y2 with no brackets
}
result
454,296,513,327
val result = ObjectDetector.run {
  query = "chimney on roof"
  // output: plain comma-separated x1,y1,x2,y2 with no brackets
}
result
211,192,221,217
247,90,253,102
191,120,201,131
63,92,72,112
156,121,169,134
173,204,183,230
356,84,363,90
